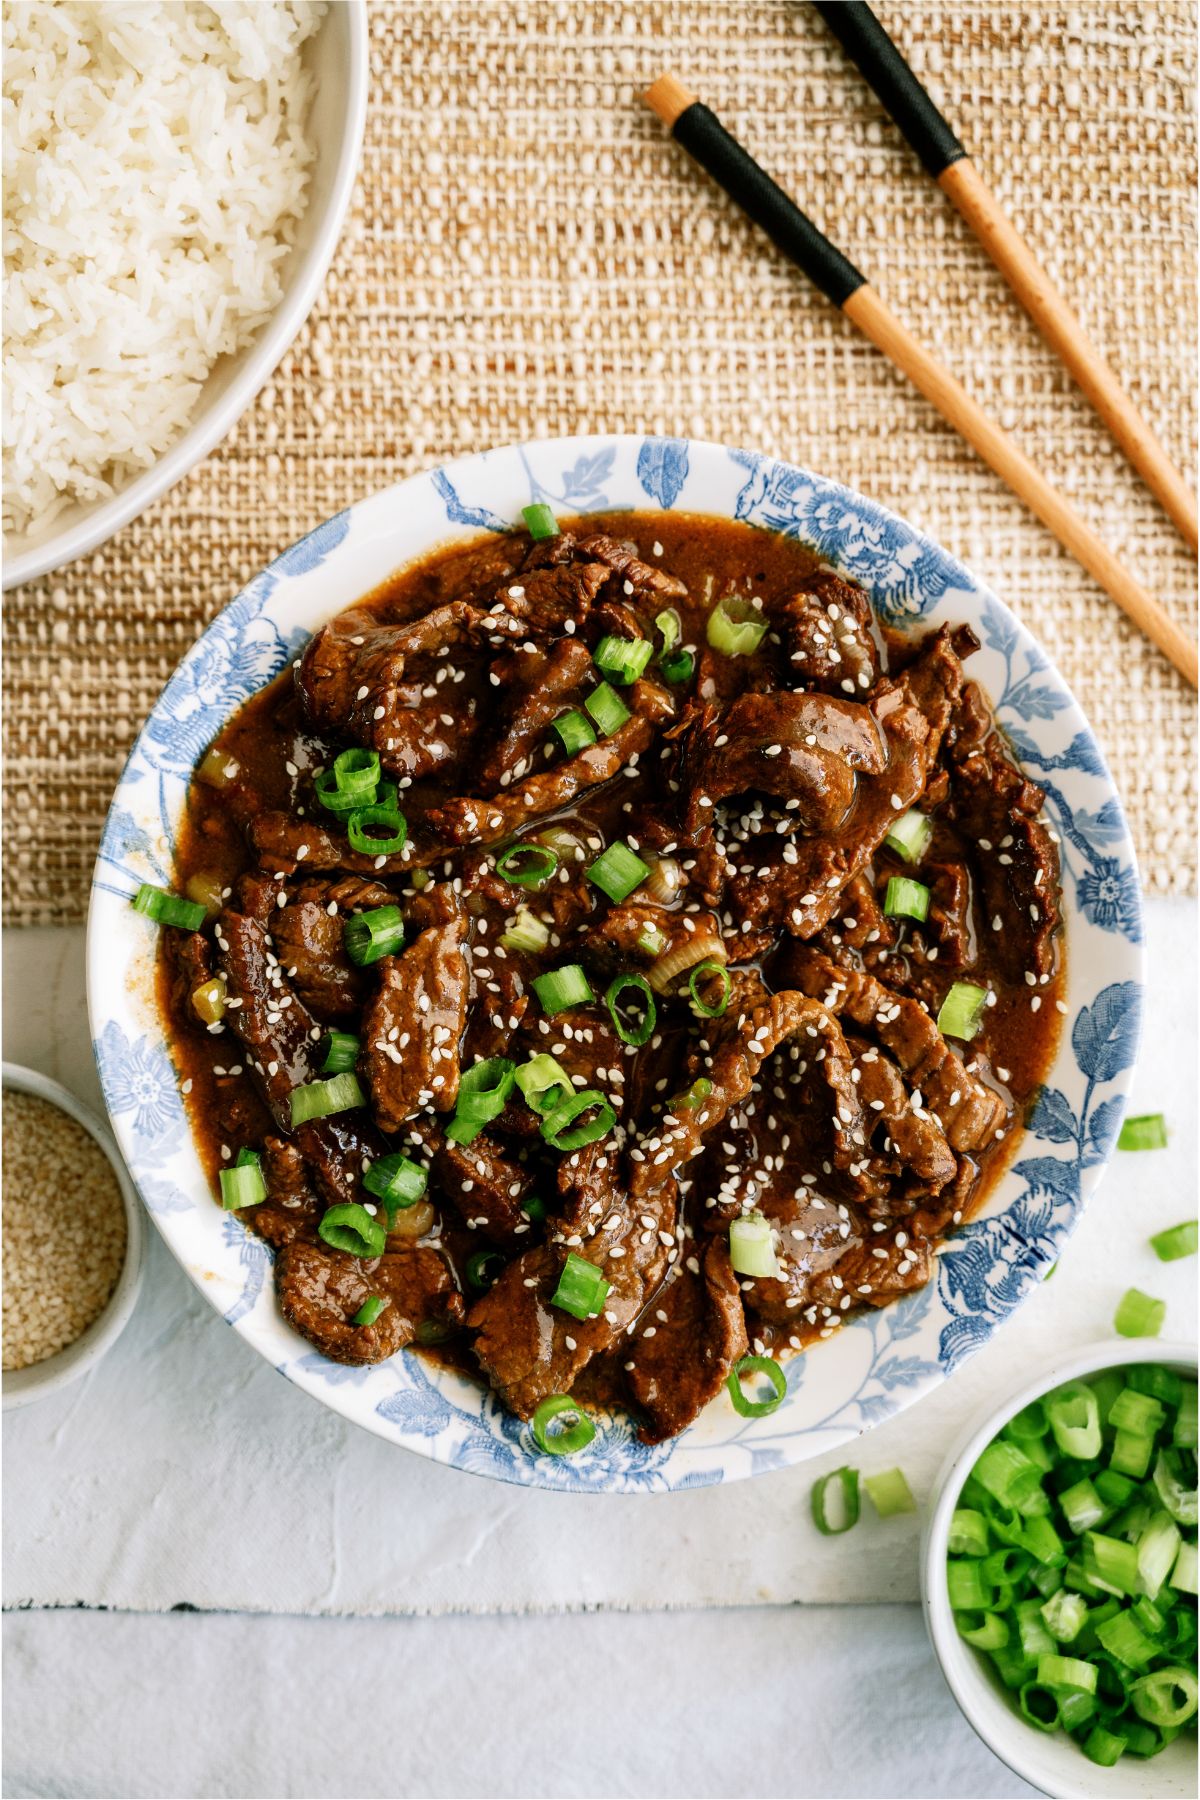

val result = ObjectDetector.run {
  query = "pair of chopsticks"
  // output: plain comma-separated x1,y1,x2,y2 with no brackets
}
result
642,6,1197,688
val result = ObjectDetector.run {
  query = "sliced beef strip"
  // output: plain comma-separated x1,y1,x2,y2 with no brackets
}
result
468,1169,679,1419
167,930,214,1018
475,638,594,791
425,701,663,846
269,876,396,1022
360,911,469,1129
948,707,1061,980
737,1189,865,1328
521,1006,629,1111
579,900,725,981
487,550,611,640
781,945,1008,1154
432,1133,536,1246
852,1040,958,1194
276,1241,464,1367
725,626,968,940
626,1239,748,1443
461,954,531,1066
248,811,445,878
575,534,688,603
246,1136,323,1249
681,690,886,838
296,604,520,782
805,1235,933,1314
827,872,895,952
214,910,392,1210
630,990,864,1201
775,570,880,697
924,860,975,968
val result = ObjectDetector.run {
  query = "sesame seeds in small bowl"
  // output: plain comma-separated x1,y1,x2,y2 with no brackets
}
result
2,1063,144,1409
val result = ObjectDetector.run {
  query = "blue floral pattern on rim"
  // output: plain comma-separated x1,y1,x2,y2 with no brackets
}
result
88,437,1144,1493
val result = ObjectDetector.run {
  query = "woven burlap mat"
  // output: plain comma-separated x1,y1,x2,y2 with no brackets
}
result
3,0,1195,926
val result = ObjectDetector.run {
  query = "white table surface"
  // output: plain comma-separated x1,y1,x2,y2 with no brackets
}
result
3,905,1194,1798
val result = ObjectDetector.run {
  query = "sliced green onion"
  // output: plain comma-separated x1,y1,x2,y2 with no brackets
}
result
884,809,934,865
594,634,654,685
531,1393,595,1455
811,1466,860,1535
936,980,989,1042
958,1612,1009,1650
1094,1470,1136,1510
1129,1667,1198,1728
190,977,227,1026
1170,1538,1198,1595
514,1054,575,1117
532,963,594,1016
584,680,631,736
1060,1478,1108,1536
604,972,656,1046
551,1252,610,1321
465,1250,505,1293
196,745,241,789
1081,1725,1126,1767
1017,1682,1062,1731
522,502,559,540
1006,1399,1049,1441
883,876,931,923
520,1193,548,1225
659,648,695,684
1096,1608,1161,1670
496,842,559,889
707,596,766,657
1175,1382,1198,1448
290,1073,366,1127
352,1295,388,1326
1041,1590,1088,1643
344,905,404,966
949,1509,989,1558
1152,1446,1196,1526
315,748,381,813
1085,1532,1141,1596
688,959,731,1018
728,1211,780,1280
131,883,207,931
551,708,598,755
1111,1431,1156,1479
501,907,551,954
1127,1364,1183,1405
1047,1382,1103,1459
320,1031,360,1075
655,607,681,653
219,1152,266,1211
318,1202,386,1258
636,923,668,959
1037,1652,1098,1695
865,1468,916,1517
1109,1387,1165,1435
727,1354,787,1419
446,1058,516,1145
1114,1288,1166,1339
972,1440,1042,1509
1151,1220,1197,1261
540,1089,615,1152
948,1560,995,1612
1135,1510,1182,1599
363,1153,427,1213
347,805,408,857
586,840,650,903
1014,1595,1056,1658
669,1076,712,1112
1118,1113,1168,1151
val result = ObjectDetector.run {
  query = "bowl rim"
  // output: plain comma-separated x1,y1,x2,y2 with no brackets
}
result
2,1061,146,1409
1,0,369,593
85,433,1146,1492
920,1336,1199,1799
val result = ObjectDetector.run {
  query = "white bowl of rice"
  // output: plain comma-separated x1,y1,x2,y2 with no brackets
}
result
2,0,368,590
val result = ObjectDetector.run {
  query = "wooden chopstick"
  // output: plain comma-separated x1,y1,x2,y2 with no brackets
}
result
814,0,1199,556
643,74,1198,689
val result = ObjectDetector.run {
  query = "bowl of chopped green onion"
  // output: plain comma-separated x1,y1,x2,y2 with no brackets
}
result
922,1340,1198,1797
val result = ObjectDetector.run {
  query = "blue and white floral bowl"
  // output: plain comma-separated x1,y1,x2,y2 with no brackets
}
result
88,436,1144,1493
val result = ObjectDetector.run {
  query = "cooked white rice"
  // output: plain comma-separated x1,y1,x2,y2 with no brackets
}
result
2,1,325,539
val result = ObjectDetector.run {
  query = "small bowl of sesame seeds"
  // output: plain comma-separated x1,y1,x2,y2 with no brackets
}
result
3,1063,145,1409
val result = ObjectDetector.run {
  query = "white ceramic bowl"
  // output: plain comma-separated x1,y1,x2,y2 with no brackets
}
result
89,436,1145,1492
3,1,368,592
922,1338,1198,1799
2,1062,145,1409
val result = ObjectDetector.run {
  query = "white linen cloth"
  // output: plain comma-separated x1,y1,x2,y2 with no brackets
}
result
3,904,1195,1618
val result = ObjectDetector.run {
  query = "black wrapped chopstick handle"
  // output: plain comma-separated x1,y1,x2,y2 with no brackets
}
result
813,1,967,178
672,102,865,306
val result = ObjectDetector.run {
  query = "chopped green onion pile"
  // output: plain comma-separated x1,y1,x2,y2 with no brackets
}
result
948,1361,1198,1768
